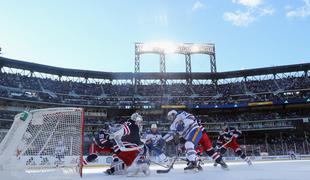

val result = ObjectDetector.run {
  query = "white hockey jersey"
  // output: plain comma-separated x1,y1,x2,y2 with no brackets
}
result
144,130,162,144
163,111,199,142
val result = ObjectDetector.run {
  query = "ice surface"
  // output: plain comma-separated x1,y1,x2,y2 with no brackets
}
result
2,160,310,180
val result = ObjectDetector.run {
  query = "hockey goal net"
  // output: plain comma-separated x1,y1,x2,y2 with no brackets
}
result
0,107,85,177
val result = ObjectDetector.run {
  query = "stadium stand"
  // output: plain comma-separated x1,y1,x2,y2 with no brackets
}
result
0,56,309,156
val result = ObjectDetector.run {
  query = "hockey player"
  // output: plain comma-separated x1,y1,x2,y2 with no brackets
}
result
106,112,150,176
54,140,67,166
163,110,228,172
84,128,114,164
215,123,252,166
143,124,169,164
55,140,65,160
288,150,297,160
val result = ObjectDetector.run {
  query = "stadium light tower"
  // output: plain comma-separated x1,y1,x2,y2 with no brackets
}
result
134,42,217,86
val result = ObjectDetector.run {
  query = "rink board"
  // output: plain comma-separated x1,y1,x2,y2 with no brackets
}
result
83,154,310,168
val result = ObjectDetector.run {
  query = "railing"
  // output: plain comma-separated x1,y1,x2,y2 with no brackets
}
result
163,141,310,157
203,117,306,132
0,84,310,107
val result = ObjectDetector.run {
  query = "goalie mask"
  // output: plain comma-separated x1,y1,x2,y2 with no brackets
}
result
130,112,143,132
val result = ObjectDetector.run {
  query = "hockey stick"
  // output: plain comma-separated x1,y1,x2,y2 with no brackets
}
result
149,160,170,169
156,157,177,174
218,136,234,149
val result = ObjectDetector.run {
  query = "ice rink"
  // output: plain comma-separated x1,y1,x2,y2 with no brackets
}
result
2,160,310,180
82,160,310,180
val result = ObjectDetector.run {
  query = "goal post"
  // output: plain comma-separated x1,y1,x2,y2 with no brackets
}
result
0,107,85,177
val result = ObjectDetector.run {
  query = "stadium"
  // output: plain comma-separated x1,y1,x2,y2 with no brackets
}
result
0,43,310,178
1,1,310,179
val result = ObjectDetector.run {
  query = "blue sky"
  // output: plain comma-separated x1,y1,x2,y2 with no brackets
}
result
0,0,309,73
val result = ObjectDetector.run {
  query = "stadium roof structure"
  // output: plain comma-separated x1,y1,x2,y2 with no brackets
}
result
0,56,309,80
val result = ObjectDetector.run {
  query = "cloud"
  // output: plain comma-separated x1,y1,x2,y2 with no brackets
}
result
232,0,263,8
259,7,275,16
224,0,274,26
286,0,310,18
192,0,206,11
223,11,255,26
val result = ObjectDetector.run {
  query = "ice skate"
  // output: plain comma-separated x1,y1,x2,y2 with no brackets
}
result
244,157,252,166
217,159,229,170
184,161,199,173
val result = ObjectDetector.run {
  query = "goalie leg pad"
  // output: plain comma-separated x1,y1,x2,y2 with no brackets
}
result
127,155,150,176
105,158,126,175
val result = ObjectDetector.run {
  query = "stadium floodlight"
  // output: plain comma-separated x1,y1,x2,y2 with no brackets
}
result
134,41,217,86
135,42,215,55
138,41,177,54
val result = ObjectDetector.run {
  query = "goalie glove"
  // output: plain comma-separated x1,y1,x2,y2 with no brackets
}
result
86,154,98,163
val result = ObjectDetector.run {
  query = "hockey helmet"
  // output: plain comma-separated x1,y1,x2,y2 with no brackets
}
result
167,110,177,121
151,124,157,129
221,122,229,130
131,112,143,132
131,112,143,122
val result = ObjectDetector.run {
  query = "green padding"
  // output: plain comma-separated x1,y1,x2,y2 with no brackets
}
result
20,111,29,121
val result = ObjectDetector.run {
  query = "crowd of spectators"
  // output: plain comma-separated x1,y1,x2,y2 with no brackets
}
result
239,133,310,156
164,132,310,156
0,110,17,120
0,72,309,106
200,109,310,123
0,67,309,156
0,110,15,129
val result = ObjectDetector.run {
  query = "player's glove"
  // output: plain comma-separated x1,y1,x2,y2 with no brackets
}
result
215,145,221,151
176,121,185,132
157,138,165,147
